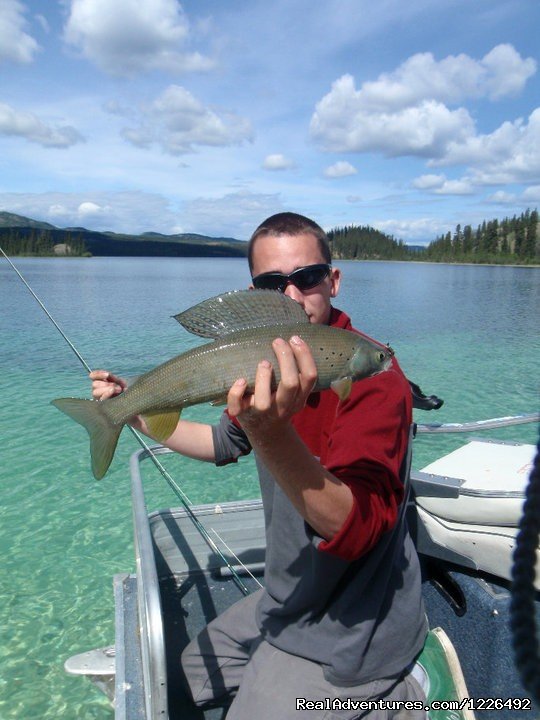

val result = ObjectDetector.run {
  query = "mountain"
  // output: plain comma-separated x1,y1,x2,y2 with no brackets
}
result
0,211,57,230
0,212,247,258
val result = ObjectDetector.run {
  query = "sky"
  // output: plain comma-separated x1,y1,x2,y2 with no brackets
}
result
1,0,539,244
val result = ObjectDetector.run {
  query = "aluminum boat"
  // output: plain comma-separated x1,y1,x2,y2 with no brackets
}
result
65,412,540,720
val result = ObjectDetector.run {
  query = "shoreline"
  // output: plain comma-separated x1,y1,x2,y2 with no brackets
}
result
5,254,540,268
330,257,540,269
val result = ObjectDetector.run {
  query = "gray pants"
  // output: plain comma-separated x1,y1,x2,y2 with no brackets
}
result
181,590,426,719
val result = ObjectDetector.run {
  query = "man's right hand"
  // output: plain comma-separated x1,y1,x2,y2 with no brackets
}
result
89,370,127,401
89,371,217,463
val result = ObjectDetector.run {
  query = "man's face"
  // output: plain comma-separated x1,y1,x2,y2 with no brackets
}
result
250,232,341,325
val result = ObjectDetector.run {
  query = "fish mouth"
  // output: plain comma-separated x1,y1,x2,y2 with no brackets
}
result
374,354,393,374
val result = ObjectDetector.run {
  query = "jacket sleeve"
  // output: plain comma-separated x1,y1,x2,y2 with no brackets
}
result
317,363,412,561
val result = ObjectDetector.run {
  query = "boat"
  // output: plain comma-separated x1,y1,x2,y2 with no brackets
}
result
65,410,540,720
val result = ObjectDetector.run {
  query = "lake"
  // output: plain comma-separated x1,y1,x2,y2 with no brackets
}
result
0,256,538,718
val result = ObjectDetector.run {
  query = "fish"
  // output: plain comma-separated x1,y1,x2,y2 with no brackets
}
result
51,290,393,480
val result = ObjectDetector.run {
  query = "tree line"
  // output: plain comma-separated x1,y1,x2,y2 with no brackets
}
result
2,209,538,263
0,225,247,258
327,209,538,264
0,227,89,256
423,209,539,264
328,225,410,260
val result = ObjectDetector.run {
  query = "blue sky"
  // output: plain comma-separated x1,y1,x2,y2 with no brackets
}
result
1,0,539,243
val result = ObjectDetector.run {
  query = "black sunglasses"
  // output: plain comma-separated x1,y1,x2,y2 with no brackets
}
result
252,263,331,293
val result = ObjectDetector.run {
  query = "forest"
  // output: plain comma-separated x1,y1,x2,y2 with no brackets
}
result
327,209,538,264
423,209,539,264
0,227,90,256
327,225,410,260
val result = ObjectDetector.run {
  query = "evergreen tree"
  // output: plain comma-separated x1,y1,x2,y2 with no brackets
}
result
525,209,538,259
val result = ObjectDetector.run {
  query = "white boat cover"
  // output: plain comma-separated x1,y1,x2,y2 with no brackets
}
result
417,440,536,525
415,440,538,586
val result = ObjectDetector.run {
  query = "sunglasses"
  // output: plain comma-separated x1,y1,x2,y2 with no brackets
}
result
252,263,331,293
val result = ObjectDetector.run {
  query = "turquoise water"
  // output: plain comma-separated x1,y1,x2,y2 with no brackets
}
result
0,257,538,718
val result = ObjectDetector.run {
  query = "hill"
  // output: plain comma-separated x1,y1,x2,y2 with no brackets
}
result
0,212,247,258
327,224,409,260
0,211,57,230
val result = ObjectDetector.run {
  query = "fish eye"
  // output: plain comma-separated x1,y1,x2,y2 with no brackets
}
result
378,352,385,362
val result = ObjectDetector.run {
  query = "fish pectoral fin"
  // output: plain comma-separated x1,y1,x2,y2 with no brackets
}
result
330,377,353,402
142,409,182,443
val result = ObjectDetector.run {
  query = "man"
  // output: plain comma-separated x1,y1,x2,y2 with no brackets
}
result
91,212,427,719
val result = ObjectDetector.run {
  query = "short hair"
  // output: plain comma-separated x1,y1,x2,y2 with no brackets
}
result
248,212,332,274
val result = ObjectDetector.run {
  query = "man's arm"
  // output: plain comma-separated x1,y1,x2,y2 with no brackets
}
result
89,370,216,462
226,337,354,541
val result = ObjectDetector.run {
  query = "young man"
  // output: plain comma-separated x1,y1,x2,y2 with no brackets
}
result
90,213,427,719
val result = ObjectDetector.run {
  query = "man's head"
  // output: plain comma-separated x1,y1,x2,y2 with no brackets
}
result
248,212,341,325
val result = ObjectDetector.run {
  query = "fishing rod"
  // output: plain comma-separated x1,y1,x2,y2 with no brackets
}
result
1,247,252,596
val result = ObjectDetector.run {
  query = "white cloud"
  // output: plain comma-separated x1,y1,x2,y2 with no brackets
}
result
0,0,40,64
433,179,474,195
63,0,214,76
310,45,536,161
0,102,84,148
310,75,474,157
262,154,295,171
375,217,451,244
0,191,179,234
0,189,287,238
47,200,112,222
413,173,473,195
78,201,109,217
487,191,517,204
523,186,540,202
324,161,357,178
481,44,537,100
354,44,535,111
412,174,446,190
431,108,540,184
121,84,253,155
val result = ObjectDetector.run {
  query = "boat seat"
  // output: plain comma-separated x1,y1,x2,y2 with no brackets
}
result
412,439,538,587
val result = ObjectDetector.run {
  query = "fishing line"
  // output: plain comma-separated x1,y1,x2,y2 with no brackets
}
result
0,247,190,505
1,247,251,596
210,528,263,588
1,247,92,373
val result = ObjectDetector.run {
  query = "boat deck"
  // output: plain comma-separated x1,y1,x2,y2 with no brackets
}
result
150,501,266,718
115,570,261,720
128,498,537,719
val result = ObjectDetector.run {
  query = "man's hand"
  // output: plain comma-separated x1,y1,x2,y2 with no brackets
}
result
227,335,317,437
89,370,127,401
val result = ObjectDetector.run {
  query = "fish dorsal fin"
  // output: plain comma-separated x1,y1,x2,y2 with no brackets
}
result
173,289,309,338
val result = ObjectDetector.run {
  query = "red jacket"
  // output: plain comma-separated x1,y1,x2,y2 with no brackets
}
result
290,307,412,561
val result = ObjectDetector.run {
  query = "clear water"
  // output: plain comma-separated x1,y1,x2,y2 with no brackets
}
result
0,257,538,718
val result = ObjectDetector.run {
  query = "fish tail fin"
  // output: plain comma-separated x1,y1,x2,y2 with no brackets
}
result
51,398,122,480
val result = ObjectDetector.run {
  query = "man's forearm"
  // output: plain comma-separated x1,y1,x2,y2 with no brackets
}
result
245,423,353,541
130,416,216,463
